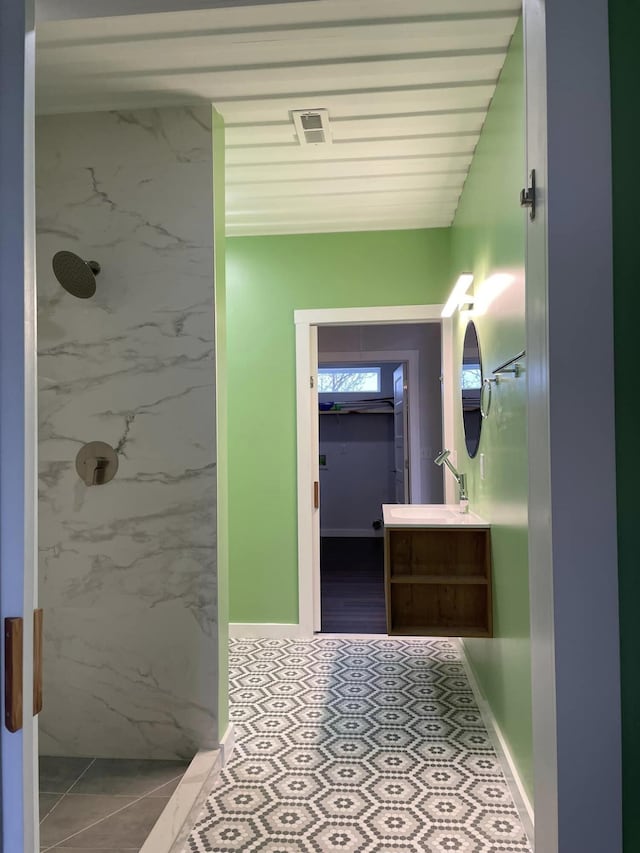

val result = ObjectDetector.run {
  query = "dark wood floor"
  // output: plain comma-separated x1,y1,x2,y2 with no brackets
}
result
320,537,386,634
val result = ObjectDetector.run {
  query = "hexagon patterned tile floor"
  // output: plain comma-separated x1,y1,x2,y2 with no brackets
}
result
185,637,532,853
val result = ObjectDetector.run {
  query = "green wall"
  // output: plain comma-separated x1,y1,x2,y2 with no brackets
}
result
212,108,229,734
450,22,532,799
609,1,640,848
226,229,451,623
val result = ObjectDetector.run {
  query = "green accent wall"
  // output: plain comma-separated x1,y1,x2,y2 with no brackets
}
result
212,108,229,734
226,229,451,623
609,2,640,848
450,23,532,799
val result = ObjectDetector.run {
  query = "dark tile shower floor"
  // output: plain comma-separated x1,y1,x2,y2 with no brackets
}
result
39,756,188,851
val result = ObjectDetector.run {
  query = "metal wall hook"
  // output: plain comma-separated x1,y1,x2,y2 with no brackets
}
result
492,350,526,379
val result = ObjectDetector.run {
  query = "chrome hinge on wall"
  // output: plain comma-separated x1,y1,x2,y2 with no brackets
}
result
520,169,536,220
310,376,314,389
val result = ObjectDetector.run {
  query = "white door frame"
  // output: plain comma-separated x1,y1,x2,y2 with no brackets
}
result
524,1,621,850
0,0,39,849
317,350,421,503
295,304,451,636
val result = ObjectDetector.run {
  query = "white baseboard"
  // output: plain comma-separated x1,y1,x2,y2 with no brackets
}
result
229,622,309,639
219,722,236,765
145,748,222,853
456,639,534,847
146,722,237,853
321,528,383,538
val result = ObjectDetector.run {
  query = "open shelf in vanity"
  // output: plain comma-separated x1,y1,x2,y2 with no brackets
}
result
382,506,492,637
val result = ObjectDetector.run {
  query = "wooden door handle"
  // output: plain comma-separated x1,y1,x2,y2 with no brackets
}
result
314,481,319,509
4,609,43,732
5,617,23,733
34,609,43,716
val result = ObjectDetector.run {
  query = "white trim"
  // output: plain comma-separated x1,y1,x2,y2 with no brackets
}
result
310,326,321,632
144,748,223,853
524,2,621,850
295,322,317,636
296,304,451,639
142,725,235,853
294,304,444,326
219,722,236,765
318,349,422,502
320,528,383,538
457,640,534,845
440,318,457,503
0,1,38,848
229,622,310,639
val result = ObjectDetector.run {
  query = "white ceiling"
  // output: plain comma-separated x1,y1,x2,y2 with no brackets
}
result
35,0,521,236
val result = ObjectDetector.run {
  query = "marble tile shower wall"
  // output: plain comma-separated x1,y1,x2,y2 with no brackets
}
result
36,107,218,759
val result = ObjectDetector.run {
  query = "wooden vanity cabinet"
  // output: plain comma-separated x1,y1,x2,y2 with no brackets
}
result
384,526,492,637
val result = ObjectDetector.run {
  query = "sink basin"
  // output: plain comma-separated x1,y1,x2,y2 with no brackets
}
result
382,504,489,528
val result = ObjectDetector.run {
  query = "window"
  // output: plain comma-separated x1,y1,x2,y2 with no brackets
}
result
318,366,381,393
461,365,482,390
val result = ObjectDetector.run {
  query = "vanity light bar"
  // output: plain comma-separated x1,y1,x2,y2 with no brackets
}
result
441,274,474,318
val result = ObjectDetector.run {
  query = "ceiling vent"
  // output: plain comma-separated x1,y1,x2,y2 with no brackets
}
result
291,109,332,146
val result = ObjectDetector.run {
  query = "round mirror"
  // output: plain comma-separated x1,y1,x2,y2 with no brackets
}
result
461,321,483,458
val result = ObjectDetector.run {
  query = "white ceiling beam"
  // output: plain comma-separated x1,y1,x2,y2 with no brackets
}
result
226,154,473,182
214,84,496,123
225,134,478,165
35,82,496,120
37,17,518,50
37,0,521,25
36,0,319,24
226,215,455,236
226,195,459,216
36,62,506,108
38,48,506,79
227,172,465,198
35,37,512,79
224,111,486,146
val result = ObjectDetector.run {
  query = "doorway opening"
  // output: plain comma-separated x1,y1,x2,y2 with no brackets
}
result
318,357,399,633
317,356,395,633
295,306,454,636
317,323,445,633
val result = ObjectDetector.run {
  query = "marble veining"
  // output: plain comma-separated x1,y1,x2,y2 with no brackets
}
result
36,107,218,759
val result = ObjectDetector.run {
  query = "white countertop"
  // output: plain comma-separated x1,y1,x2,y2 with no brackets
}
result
382,503,490,529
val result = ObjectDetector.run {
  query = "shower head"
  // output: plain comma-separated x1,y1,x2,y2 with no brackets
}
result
52,251,100,299
434,449,451,466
